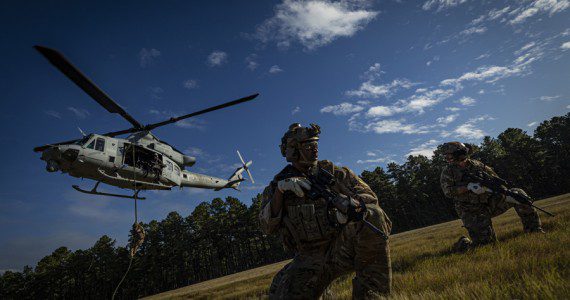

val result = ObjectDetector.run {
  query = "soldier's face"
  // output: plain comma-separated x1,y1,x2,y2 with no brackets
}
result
446,153,466,166
299,141,318,162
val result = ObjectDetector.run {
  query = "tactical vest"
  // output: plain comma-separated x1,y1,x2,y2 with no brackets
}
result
270,162,341,251
447,160,498,204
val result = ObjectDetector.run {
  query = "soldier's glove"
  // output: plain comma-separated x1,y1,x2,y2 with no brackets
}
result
467,182,492,195
332,195,365,224
277,177,311,197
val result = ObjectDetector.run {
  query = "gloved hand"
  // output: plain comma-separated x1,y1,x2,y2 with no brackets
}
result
277,177,311,197
332,195,365,223
467,182,491,195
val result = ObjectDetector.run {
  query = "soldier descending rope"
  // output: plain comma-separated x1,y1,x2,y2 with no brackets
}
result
259,123,392,299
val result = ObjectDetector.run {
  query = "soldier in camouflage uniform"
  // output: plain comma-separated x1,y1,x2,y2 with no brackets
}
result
259,123,392,299
440,142,543,249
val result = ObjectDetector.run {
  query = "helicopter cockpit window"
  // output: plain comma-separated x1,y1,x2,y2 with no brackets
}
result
74,135,92,146
86,140,95,149
95,138,105,152
166,161,173,172
174,166,180,176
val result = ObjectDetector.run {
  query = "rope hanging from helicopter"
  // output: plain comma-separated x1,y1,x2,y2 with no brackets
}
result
112,145,146,299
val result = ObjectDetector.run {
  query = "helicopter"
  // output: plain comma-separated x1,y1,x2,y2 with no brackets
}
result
33,46,258,200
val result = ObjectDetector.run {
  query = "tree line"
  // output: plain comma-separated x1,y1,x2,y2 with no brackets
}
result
2,113,568,299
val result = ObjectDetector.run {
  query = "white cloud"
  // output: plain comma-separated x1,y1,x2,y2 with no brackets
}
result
346,78,415,98
460,26,487,36
183,79,199,89
366,106,396,117
363,62,384,80
269,65,284,73
44,110,61,119
475,53,490,60
207,51,228,66
441,65,523,87
561,41,570,49
452,115,493,140
184,146,205,157
320,102,364,115
139,48,161,68
454,123,485,139
445,107,461,111
254,0,379,50
67,107,89,119
364,119,429,134
422,0,468,11
292,106,301,114
359,87,455,120
357,157,389,164
539,95,562,101
488,6,512,20
509,0,569,25
426,56,440,67
471,6,511,25
527,121,538,127
245,54,259,70
459,96,476,106
366,151,376,157
175,119,207,130
407,139,440,157
436,114,458,125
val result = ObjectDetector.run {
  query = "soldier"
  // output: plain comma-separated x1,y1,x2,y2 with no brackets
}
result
440,141,544,250
259,123,392,299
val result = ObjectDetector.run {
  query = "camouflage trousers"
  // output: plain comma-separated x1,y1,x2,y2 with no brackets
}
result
269,205,392,299
455,188,541,246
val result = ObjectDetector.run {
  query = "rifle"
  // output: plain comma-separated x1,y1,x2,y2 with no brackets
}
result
463,170,555,217
305,167,388,240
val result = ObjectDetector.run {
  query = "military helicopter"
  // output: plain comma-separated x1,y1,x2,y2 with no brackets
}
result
34,46,258,199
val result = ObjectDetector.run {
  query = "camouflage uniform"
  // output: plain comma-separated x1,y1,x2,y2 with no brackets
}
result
440,158,542,245
260,160,392,299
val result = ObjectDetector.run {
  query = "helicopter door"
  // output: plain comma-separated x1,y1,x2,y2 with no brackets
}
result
83,137,106,170
162,158,182,186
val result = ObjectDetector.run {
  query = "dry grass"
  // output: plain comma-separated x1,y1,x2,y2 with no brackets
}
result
145,194,570,299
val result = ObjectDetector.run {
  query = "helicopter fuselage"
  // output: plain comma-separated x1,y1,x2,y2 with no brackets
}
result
40,133,237,191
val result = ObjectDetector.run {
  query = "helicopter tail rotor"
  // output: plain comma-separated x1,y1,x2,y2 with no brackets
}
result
237,150,254,183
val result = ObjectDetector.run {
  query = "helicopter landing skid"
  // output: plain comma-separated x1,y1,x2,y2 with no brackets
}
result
72,182,146,200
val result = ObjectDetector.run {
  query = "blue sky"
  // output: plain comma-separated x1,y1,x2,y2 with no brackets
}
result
1,0,569,271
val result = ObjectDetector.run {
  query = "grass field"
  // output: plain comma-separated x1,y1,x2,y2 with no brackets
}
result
146,194,570,299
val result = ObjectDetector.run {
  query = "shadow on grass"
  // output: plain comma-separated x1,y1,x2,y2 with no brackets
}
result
393,247,457,273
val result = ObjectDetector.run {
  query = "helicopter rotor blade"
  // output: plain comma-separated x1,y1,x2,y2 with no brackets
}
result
103,93,259,137
103,127,138,137
143,93,259,132
34,45,143,129
34,138,81,152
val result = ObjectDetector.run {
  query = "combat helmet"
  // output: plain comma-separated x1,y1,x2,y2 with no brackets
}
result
441,141,470,158
280,123,321,164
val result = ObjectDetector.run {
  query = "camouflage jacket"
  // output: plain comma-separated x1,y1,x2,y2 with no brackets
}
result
440,158,501,204
259,160,379,251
